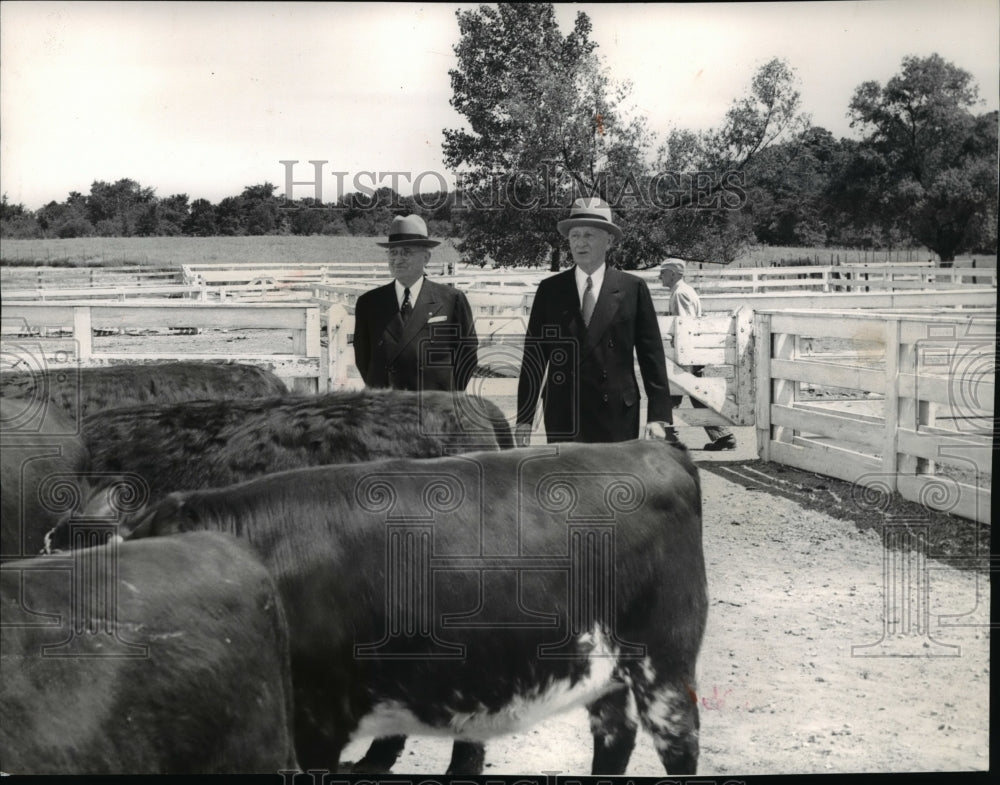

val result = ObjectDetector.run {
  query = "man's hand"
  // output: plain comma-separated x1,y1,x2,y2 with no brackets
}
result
514,423,533,448
644,421,682,445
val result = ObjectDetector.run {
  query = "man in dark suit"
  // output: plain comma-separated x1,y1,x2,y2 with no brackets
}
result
515,198,676,446
354,214,478,391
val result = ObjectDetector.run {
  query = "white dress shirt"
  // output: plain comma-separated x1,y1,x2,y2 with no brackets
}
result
574,264,606,307
395,276,424,310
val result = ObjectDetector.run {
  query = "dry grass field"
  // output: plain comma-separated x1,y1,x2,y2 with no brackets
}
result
3,235,994,271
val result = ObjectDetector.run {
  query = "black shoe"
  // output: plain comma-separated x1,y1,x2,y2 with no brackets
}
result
703,435,736,451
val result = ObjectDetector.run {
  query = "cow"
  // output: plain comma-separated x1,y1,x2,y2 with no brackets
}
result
0,361,288,422
0,531,298,774
1,396,90,558
119,439,707,775
46,387,513,774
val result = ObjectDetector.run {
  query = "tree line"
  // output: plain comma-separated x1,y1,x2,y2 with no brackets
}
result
2,4,996,266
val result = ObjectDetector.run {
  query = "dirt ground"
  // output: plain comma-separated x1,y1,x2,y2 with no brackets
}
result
340,424,991,777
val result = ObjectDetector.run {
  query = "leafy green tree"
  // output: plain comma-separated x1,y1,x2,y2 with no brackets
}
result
0,194,41,238
86,178,155,236
654,58,810,262
157,194,190,236
444,3,655,268
847,54,998,261
184,198,218,236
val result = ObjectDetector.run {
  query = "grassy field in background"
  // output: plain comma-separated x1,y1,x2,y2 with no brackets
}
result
0,235,994,270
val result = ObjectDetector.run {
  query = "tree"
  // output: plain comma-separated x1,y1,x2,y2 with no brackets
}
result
847,54,998,261
184,198,218,236
653,58,810,262
444,3,656,268
86,178,156,236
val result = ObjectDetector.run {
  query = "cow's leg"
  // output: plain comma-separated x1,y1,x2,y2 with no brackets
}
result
630,675,699,775
445,740,486,775
351,736,407,773
587,682,637,775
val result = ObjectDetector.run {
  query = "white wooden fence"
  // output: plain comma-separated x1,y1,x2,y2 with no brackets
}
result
680,264,997,293
0,301,324,393
755,309,994,524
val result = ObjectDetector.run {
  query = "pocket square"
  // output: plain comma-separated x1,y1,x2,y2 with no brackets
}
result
427,315,448,323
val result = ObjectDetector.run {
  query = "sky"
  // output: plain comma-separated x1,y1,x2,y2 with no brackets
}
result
1,0,998,210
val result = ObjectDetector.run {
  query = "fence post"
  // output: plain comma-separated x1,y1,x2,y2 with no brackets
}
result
882,317,902,492
771,327,797,447
754,313,773,460
73,306,92,361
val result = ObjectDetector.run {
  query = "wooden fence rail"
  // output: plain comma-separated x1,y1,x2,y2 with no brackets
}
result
754,309,994,524
0,301,324,393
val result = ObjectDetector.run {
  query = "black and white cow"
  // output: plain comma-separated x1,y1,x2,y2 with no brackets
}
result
121,439,707,775
0,531,297,774
1,396,90,557
0,361,288,422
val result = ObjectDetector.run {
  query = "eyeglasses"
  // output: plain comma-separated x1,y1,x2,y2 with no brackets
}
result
387,247,422,259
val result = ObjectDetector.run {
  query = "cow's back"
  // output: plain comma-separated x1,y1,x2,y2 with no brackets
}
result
0,532,297,774
77,389,510,502
0,362,287,421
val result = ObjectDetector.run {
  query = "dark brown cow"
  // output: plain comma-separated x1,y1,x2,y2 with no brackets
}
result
122,440,707,775
0,532,297,774
1,396,90,557
0,361,287,422
47,387,512,773
76,388,513,500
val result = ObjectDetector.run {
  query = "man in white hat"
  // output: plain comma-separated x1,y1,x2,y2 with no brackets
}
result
353,214,478,391
660,258,736,451
515,197,676,445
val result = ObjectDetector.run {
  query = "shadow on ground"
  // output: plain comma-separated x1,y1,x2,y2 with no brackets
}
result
695,457,991,574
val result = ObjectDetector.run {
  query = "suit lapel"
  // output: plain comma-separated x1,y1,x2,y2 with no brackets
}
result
581,266,623,357
377,284,403,341
387,278,444,361
552,270,583,346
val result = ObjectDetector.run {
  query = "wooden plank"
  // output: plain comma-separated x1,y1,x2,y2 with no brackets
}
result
1,302,319,332
897,374,995,409
771,330,796,445
733,305,755,425
754,313,773,460
697,289,996,313
899,315,996,345
883,318,902,480
73,307,92,361
769,312,888,343
768,439,882,485
896,428,994,464
770,404,882,449
769,358,887,394
897,475,991,524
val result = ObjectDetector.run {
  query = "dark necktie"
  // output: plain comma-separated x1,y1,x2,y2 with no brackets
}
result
581,275,595,326
400,287,412,321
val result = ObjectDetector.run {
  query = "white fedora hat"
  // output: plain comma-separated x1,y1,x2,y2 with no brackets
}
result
376,214,440,248
557,197,624,242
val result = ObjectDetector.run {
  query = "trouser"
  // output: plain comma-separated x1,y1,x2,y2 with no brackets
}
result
670,365,733,443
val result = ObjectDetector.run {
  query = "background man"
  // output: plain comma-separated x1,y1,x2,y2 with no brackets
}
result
659,258,736,451
354,214,478,391
515,197,675,446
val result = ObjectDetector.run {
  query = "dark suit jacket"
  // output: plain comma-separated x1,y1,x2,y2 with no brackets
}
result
353,277,478,392
516,266,672,443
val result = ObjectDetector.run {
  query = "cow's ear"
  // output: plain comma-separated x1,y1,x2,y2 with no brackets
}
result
123,495,186,540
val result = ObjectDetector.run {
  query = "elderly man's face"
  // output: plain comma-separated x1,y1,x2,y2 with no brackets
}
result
567,226,613,274
660,268,682,288
387,246,430,287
